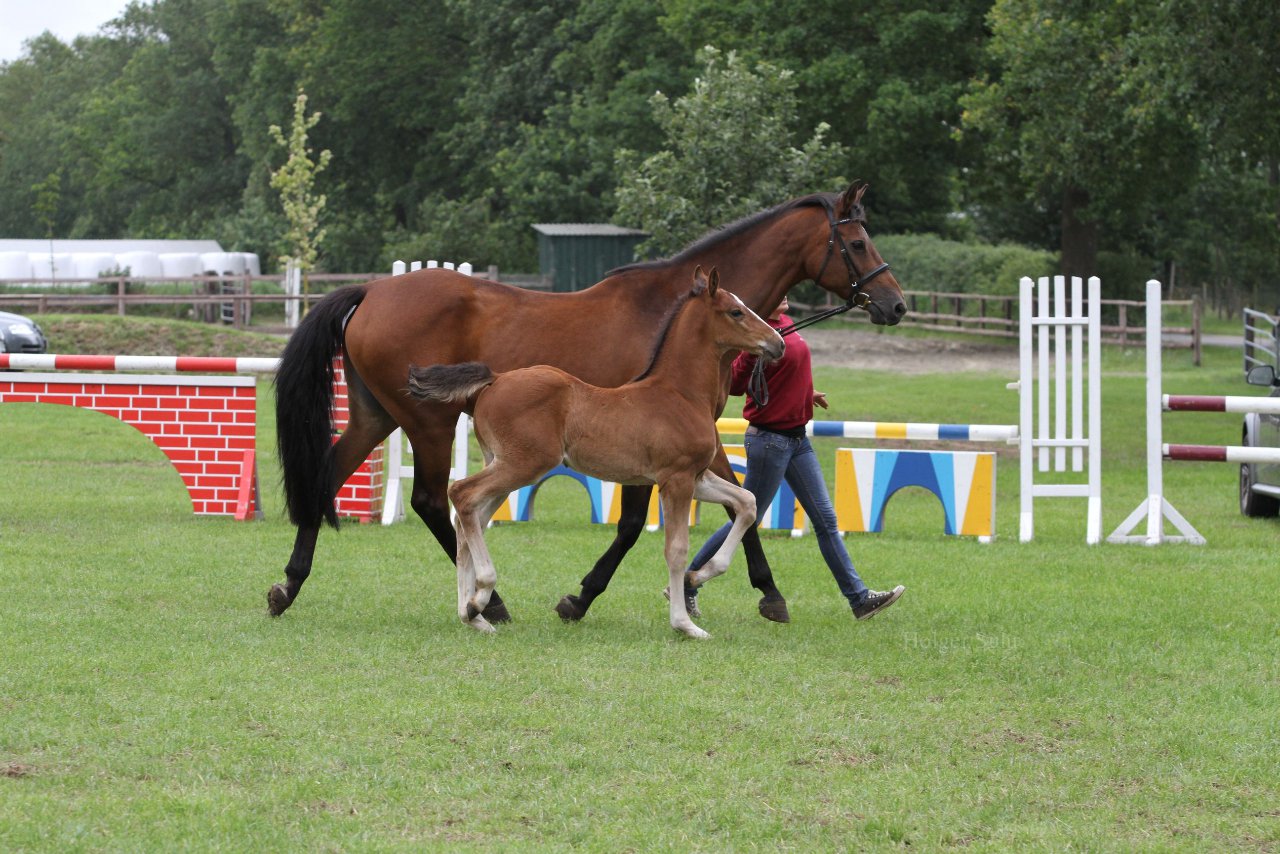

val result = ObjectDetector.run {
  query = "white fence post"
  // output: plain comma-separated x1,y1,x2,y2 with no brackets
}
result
1108,280,1205,545
1018,275,1103,543
284,261,302,329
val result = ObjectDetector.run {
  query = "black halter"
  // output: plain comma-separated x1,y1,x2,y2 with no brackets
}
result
746,197,892,406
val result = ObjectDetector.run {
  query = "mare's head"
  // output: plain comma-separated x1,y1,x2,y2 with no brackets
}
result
691,266,785,361
804,181,906,326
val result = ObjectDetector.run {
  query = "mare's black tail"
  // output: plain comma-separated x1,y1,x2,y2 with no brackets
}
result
275,285,368,529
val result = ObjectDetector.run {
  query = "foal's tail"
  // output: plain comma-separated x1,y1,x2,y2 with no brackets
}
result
407,362,496,406
275,284,369,529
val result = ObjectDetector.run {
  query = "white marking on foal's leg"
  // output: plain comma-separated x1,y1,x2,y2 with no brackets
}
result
464,493,506,622
662,492,709,639
452,491,497,633
687,473,757,589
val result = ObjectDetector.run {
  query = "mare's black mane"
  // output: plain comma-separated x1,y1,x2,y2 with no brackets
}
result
608,190,862,276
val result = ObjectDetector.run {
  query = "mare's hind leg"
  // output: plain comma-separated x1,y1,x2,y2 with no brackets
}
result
707,444,789,623
268,386,396,616
404,417,511,622
554,484,652,621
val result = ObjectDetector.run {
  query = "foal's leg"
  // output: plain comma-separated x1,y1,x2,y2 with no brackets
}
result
449,466,534,633
268,394,396,616
448,479,495,634
686,472,757,589
402,417,511,623
707,444,789,623
660,479,709,640
554,483,652,621
461,491,508,628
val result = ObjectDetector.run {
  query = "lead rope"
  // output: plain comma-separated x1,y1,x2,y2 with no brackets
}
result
746,302,859,407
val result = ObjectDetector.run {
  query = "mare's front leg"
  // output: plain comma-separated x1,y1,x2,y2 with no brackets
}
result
554,483,651,621
686,472,757,589
708,443,789,623
660,480,709,639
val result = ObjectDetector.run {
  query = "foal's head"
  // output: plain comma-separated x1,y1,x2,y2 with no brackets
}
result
633,266,783,382
691,266,785,362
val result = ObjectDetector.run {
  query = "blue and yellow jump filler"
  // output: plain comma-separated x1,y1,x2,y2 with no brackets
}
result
834,448,996,541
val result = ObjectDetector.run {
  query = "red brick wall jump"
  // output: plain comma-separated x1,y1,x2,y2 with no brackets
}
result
331,362,384,523
0,366,386,522
0,372,258,516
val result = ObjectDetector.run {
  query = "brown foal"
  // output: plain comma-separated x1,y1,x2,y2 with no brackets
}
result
405,267,784,638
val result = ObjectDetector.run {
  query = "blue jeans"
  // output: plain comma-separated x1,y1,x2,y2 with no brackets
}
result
688,426,869,606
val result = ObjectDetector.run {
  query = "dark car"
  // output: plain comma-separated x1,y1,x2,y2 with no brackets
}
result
0,310,48,355
1240,363,1280,517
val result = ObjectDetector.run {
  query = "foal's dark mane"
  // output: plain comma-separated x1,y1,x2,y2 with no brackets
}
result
608,190,864,276
629,285,703,383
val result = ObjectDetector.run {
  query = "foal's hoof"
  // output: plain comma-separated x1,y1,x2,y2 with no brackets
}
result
554,595,587,622
758,594,790,623
482,599,512,624
676,623,711,640
464,615,497,634
267,584,293,617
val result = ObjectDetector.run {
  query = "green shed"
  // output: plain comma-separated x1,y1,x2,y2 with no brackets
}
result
531,223,649,292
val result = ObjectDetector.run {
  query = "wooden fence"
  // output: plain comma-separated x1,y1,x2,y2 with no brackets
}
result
792,289,1203,364
2,274,1199,359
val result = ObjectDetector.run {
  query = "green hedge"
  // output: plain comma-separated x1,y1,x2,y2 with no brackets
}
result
873,233,1058,295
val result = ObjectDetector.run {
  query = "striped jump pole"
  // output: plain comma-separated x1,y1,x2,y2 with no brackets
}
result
714,417,1018,443
1164,395,1280,415
0,353,279,373
1162,397,1280,465
1163,444,1280,464
1109,280,1280,545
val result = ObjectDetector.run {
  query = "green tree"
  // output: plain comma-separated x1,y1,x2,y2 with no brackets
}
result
71,0,248,238
31,171,62,238
0,32,130,237
657,0,990,235
614,47,847,256
959,0,1199,277
1137,0,1280,306
269,89,332,291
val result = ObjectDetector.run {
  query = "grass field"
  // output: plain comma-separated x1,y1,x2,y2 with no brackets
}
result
2,336,1278,851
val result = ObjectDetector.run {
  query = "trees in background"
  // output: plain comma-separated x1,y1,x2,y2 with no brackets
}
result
0,0,1275,309
614,48,846,256
959,0,1279,305
269,89,331,299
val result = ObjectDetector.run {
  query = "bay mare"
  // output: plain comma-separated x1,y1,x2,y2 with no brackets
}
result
269,182,905,624
407,267,785,638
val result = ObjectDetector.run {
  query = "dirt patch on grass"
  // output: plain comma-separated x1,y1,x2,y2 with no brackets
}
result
802,324,1020,375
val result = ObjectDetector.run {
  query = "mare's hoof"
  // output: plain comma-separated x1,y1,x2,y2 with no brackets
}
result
267,584,293,617
758,595,790,623
482,599,512,624
554,595,587,622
